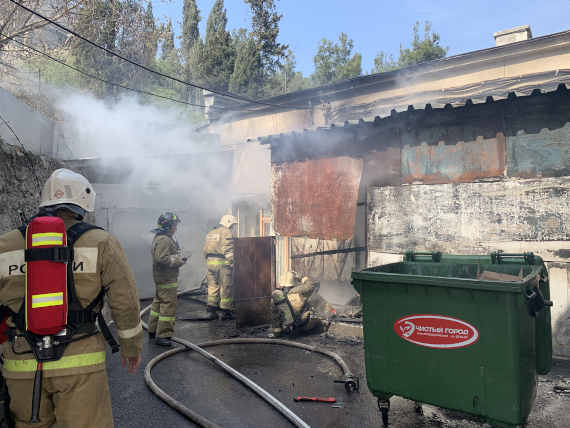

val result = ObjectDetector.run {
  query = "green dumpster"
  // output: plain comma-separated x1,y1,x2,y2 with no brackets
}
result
351,252,552,428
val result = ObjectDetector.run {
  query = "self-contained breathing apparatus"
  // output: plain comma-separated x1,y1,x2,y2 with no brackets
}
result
9,216,119,423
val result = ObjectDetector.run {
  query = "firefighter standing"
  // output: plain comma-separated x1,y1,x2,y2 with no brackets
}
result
203,215,237,320
270,271,335,338
148,213,187,347
0,168,142,428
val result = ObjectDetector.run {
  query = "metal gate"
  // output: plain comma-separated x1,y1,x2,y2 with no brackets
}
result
233,237,275,327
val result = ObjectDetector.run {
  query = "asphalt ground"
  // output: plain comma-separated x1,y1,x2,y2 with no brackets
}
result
106,297,570,428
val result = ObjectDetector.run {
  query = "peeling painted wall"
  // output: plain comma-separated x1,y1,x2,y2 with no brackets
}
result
368,178,570,253
507,123,570,178
368,177,570,357
402,133,506,184
272,157,362,240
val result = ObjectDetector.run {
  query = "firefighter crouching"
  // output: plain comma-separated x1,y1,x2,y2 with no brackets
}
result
0,168,142,428
203,215,237,321
148,213,188,347
270,271,336,338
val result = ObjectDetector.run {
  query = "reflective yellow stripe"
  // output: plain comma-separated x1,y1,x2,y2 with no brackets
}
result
4,351,106,373
158,282,178,289
220,297,233,303
31,232,64,247
31,292,64,308
207,259,229,265
117,322,143,339
158,316,175,322
149,310,159,318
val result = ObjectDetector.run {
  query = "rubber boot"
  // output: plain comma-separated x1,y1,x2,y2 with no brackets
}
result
155,337,172,347
220,309,235,321
204,306,218,321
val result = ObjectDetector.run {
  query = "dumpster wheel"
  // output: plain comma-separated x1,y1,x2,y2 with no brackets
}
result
377,398,390,427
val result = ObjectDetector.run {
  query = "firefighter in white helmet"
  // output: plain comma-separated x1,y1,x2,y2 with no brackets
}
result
0,168,142,428
202,214,237,320
270,271,336,338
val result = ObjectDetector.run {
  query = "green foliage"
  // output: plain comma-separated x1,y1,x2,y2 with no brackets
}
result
372,21,448,74
182,0,201,59
143,2,158,65
161,20,176,61
313,32,362,86
264,49,310,96
71,0,121,97
229,33,263,98
200,0,234,91
244,0,288,74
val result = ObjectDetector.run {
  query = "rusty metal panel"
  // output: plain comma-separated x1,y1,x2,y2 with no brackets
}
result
234,237,275,327
507,123,570,178
401,133,506,184
273,157,363,240
362,147,401,187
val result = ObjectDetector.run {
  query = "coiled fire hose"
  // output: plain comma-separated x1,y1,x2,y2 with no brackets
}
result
128,290,357,427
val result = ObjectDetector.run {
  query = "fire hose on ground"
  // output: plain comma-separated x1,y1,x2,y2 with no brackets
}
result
136,290,359,428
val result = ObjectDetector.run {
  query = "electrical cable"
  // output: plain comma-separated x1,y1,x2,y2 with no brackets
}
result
0,33,210,109
0,111,43,224
6,0,311,111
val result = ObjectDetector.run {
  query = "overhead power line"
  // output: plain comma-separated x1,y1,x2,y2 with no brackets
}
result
0,33,211,109
7,0,311,111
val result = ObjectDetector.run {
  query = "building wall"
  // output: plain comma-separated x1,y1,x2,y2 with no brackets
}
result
209,32,570,146
367,120,570,357
0,88,58,156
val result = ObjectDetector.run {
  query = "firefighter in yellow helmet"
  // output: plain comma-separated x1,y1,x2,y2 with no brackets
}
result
148,212,188,347
0,168,142,428
203,214,237,320
270,271,336,338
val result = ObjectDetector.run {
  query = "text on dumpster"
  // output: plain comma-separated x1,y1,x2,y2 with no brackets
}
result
393,314,479,349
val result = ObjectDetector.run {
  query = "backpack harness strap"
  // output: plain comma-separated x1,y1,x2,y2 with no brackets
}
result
13,222,119,354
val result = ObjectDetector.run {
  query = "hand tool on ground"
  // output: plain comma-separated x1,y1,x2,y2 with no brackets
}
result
294,396,336,403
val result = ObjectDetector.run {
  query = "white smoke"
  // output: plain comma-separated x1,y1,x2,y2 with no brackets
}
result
53,91,240,297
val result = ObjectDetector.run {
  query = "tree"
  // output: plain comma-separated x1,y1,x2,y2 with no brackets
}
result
161,20,175,61
264,49,309,95
71,0,121,96
142,1,158,65
372,21,448,73
181,0,200,102
201,0,234,91
182,0,200,62
229,32,263,98
244,0,287,75
0,0,86,52
312,32,362,86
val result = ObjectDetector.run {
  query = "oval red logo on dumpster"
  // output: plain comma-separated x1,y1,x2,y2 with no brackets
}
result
394,314,479,349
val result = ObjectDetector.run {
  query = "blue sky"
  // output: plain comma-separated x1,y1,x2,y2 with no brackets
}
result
153,0,570,76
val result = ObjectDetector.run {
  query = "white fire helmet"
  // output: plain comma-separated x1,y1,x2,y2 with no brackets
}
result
279,271,301,288
39,169,96,213
220,214,238,228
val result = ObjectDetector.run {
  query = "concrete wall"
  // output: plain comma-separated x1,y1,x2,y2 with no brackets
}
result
0,137,62,232
367,120,570,358
0,88,57,156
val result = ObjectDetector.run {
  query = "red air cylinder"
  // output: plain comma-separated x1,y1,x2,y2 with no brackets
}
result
25,217,68,336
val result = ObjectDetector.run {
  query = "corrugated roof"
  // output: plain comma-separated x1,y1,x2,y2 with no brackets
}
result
260,82,570,145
